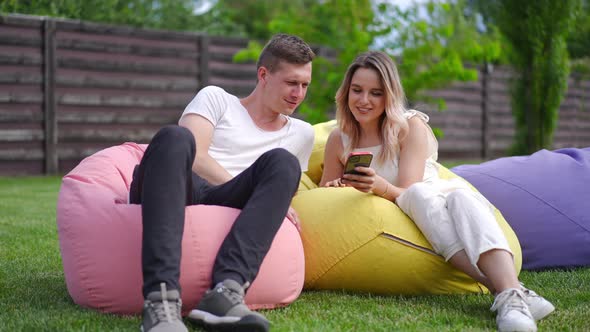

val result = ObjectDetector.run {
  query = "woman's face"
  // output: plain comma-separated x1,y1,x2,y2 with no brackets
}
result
347,67,386,127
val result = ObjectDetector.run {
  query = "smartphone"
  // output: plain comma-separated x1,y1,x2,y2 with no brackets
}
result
343,152,373,175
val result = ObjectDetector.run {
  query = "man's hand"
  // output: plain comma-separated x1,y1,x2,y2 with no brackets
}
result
286,206,301,232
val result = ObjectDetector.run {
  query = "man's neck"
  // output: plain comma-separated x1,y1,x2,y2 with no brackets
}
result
241,93,288,131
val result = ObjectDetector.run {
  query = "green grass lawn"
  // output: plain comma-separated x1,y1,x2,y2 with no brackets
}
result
1,176,589,331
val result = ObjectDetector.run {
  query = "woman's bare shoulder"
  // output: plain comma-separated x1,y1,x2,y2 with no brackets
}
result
326,127,343,144
401,116,429,146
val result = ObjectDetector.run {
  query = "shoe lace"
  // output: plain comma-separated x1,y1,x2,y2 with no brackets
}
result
490,288,529,316
150,283,181,323
519,282,539,300
217,281,250,306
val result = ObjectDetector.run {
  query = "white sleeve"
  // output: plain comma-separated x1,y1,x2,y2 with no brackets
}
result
179,86,227,126
298,123,315,172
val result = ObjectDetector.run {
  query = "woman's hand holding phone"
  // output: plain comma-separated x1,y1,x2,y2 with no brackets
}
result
340,152,377,193
341,165,378,193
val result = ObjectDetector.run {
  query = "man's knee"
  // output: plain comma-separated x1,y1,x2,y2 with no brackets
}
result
151,125,195,155
259,148,301,185
261,148,301,172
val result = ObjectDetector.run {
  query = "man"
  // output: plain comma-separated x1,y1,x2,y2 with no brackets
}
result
130,34,315,332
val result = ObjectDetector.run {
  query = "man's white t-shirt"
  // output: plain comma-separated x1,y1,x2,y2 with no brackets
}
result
180,86,315,177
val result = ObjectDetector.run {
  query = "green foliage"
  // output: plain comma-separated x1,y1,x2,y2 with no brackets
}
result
567,0,590,78
572,59,590,77
484,0,581,155
233,0,501,124
232,0,379,123
567,0,590,60
432,126,445,140
380,0,501,108
270,0,378,123
0,0,203,31
233,40,263,64
196,0,318,39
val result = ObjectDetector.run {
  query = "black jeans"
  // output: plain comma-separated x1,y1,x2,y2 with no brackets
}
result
129,125,301,297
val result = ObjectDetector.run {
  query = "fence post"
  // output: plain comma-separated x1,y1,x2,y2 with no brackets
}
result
481,62,492,160
198,35,210,90
42,18,57,174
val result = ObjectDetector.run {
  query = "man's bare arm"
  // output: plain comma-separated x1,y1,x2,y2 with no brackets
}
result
178,114,233,185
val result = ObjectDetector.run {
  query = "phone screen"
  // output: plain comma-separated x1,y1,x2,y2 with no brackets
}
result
344,153,373,175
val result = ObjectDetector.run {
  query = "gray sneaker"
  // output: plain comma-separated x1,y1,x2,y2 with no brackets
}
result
141,283,188,332
188,279,270,332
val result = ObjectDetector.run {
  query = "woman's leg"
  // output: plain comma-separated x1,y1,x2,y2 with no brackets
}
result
446,189,537,331
448,250,495,293
477,249,521,292
446,189,519,292
396,182,464,263
398,183,517,293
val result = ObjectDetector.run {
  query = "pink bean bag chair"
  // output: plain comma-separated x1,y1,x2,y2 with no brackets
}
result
56,142,304,315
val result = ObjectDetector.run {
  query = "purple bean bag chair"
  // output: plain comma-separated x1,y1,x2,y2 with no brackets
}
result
452,148,590,270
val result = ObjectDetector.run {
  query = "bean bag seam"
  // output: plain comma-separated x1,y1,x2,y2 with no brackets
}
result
379,233,488,294
309,234,381,286
379,232,439,257
312,234,487,295
458,170,590,234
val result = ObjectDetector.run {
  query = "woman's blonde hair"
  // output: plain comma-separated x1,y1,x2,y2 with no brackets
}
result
335,51,409,164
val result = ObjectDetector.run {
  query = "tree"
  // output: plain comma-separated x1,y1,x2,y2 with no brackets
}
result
479,0,581,155
232,0,380,123
379,0,501,112
568,0,590,77
0,0,203,31
194,0,320,39
233,0,501,126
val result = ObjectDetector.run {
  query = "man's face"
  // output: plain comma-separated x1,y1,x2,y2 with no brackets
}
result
261,61,312,116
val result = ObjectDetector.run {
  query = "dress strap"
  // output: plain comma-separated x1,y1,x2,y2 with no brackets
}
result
404,109,430,123
404,109,439,162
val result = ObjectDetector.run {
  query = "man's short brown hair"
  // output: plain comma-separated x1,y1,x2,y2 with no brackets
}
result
257,34,315,72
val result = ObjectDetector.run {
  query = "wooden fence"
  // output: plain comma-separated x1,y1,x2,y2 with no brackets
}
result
1,14,589,175
422,64,590,159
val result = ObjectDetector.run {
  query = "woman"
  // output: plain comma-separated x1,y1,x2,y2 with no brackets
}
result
320,51,554,332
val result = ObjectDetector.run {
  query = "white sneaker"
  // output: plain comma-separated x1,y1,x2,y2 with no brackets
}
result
491,288,537,332
520,284,555,321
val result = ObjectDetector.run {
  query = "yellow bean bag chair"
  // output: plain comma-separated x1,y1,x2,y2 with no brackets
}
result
293,120,522,295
